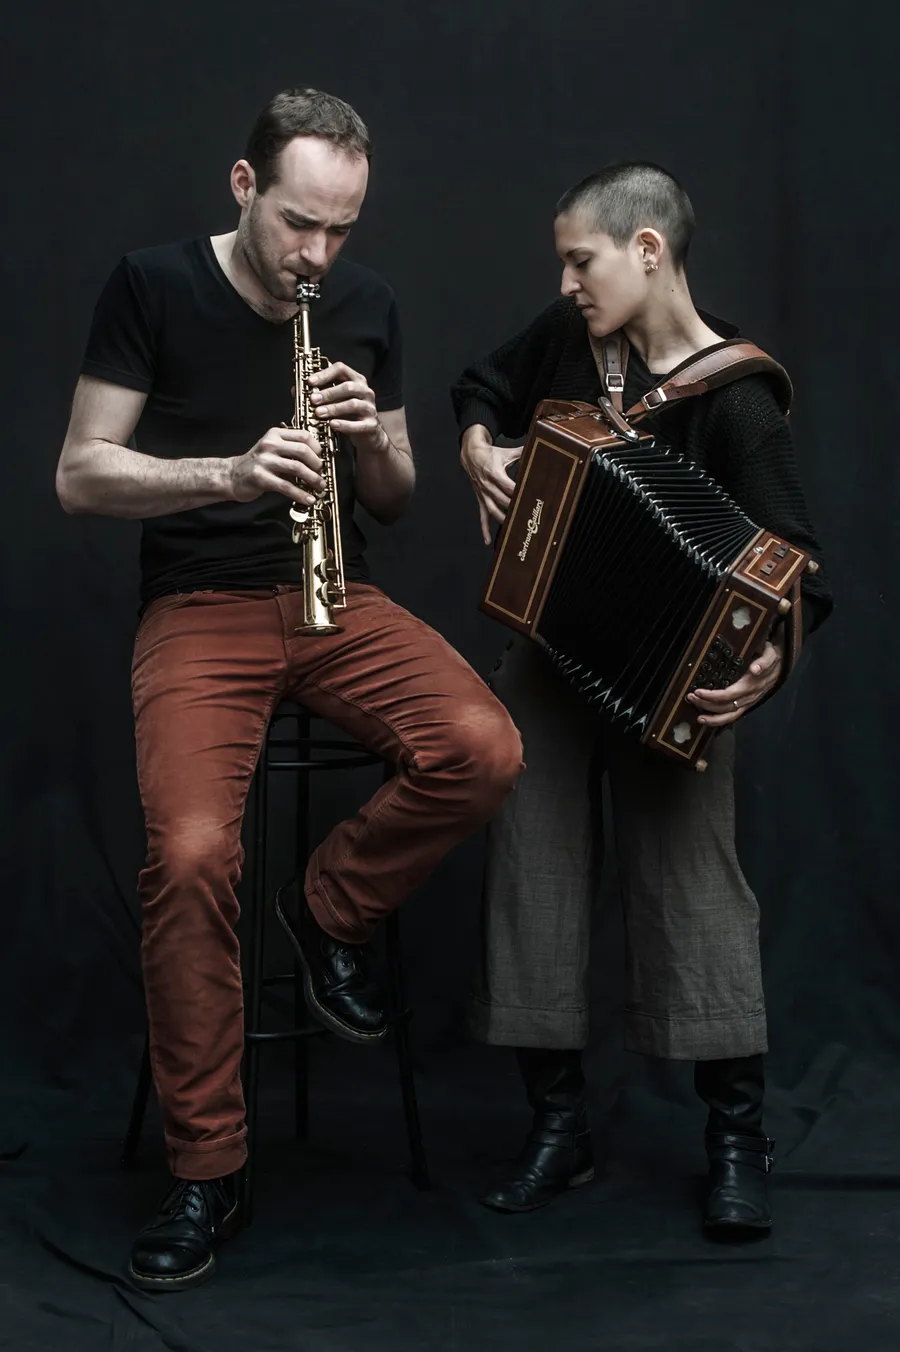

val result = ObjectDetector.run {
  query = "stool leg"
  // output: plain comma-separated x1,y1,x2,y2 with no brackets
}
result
240,742,269,1225
293,711,312,1141
121,1033,153,1169
293,974,310,1141
385,910,431,1191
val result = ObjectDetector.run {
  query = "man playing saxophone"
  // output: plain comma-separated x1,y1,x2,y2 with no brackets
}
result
55,87,522,1291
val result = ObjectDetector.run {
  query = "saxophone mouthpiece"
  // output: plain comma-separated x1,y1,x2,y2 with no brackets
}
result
296,277,321,305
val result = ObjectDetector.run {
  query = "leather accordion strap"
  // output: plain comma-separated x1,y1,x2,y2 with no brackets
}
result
624,338,793,422
589,330,628,412
590,329,792,423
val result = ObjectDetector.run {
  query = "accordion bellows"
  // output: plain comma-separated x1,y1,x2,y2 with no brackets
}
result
480,401,812,769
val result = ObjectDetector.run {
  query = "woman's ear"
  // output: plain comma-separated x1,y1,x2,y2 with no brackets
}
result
637,228,664,273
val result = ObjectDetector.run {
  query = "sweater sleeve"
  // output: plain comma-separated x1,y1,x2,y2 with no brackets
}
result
701,377,833,635
450,298,574,441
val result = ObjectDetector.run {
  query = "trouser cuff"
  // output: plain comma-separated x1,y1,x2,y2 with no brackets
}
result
305,871,370,944
625,1008,768,1061
165,1126,248,1181
466,991,589,1049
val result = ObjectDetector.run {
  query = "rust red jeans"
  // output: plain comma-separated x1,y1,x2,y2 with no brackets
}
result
131,583,523,1180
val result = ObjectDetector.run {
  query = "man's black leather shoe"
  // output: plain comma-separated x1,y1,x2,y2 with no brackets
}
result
128,1174,240,1292
275,881,387,1042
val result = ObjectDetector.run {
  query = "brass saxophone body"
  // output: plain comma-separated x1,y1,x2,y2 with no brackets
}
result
288,279,346,634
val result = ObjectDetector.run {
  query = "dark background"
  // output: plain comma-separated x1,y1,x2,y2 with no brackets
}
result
2,1,899,1348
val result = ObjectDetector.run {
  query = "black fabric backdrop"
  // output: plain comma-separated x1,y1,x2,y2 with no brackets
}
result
2,2,899,1349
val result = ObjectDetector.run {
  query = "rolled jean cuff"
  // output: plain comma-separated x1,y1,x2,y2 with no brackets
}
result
306,871,371,944
165,1125,248,1181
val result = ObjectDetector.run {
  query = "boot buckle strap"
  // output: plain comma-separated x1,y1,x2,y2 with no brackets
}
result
707,1133,775,1172
528,1126,575,1148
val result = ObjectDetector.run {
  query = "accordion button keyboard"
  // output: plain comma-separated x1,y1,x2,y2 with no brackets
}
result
693,635,755,692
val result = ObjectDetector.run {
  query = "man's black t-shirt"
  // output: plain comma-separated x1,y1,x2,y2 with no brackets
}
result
82,237,403,606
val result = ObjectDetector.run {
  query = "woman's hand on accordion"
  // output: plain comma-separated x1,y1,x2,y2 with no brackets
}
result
460,426,523,545
689,635,785,728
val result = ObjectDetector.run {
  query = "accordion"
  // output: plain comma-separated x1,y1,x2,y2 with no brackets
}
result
480,387,815,770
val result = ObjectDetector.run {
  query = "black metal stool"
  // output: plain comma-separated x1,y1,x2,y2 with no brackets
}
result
121,702,431,1220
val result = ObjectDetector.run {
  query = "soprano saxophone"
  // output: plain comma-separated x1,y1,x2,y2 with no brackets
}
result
288,278,346,633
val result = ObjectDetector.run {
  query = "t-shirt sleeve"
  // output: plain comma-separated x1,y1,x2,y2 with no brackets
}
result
371,295,403,411
81,256,157,393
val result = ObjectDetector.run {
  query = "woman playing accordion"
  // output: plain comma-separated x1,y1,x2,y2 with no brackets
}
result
453,162,832,1236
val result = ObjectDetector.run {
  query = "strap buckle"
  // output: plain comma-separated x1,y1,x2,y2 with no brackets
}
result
606,373,625,395
641,387,668,411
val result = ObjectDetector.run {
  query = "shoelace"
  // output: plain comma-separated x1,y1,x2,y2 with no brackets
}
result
323,939,363,976
159,1179,215,1221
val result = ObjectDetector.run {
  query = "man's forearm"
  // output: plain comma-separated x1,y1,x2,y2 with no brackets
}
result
353,427,415,524
57,439,235,519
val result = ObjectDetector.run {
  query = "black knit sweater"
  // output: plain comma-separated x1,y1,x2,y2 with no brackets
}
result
451,298,832,633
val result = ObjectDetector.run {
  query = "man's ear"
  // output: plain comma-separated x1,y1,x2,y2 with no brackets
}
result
230,159,256,210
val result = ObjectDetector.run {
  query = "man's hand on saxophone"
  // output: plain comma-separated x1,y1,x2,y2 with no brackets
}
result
309,361,415,525
229,426,324,507
308,361,380,445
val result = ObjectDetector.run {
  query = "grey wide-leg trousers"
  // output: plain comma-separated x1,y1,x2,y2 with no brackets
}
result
468,639,768,1060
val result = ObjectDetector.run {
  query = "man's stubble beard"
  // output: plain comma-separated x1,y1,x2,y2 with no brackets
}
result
239,204,296,306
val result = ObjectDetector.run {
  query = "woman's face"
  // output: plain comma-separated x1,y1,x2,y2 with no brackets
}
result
555,209,656,337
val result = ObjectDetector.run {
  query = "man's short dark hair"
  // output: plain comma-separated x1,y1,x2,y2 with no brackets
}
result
246,87,372,195
556,162,695,269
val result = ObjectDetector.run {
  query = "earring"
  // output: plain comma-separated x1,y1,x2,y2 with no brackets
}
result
645,262,658,274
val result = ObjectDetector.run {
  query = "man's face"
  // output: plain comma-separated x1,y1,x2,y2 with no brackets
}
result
236,137,369,302
555,210,651,337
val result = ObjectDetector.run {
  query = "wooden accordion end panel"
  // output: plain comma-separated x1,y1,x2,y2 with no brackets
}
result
480,400,814,770
480,401,652,635
645,535,811,767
